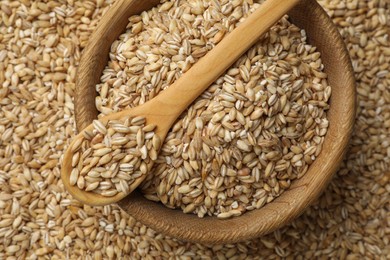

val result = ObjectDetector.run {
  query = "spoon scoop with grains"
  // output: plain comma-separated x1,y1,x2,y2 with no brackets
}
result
61,0,301,206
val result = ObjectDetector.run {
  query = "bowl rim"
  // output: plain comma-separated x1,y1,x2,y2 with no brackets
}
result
73,0,356,244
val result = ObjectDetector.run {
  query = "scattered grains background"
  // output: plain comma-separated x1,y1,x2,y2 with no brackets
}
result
0,0,388,259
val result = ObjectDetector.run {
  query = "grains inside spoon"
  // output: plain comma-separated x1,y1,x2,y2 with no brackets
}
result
69,116,160,197
62,103,173,206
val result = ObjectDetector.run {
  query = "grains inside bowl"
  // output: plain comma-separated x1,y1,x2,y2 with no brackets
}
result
94,0,332,218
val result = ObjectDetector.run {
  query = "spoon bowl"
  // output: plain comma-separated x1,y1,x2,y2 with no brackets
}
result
62,103,172,206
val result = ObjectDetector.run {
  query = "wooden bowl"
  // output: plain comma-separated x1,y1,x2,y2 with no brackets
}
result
74,0,355,244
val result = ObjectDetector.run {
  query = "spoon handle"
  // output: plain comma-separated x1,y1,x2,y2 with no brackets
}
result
153,0,301,119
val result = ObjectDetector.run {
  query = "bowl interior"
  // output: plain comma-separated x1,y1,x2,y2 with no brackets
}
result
75,0,355,244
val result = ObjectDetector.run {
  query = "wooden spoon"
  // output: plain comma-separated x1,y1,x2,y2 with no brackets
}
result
62,0,301,206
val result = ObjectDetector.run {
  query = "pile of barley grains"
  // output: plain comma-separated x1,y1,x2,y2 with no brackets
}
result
0,0,389,258
96,0,331,218
69,116,160,196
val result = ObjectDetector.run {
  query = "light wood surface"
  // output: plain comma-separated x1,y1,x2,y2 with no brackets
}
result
71,0,356,244
63,0,301,206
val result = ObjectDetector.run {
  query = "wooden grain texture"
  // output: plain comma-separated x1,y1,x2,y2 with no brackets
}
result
64,0,301,206
72,0,356,244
